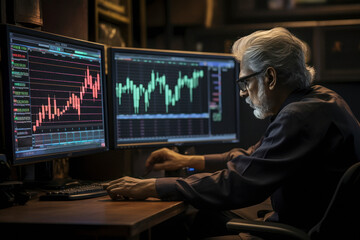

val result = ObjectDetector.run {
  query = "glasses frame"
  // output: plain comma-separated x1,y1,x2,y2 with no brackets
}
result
236,70,264,91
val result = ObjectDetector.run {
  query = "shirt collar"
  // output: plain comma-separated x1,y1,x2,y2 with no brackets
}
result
270,87,312,122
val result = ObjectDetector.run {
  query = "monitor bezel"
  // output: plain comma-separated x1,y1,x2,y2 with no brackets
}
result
108,47,240,149
0,24,109,166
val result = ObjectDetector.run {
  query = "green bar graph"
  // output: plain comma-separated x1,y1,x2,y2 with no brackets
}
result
116,69,204,113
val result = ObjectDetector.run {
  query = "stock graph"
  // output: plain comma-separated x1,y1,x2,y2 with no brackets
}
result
115,60,208,115
32,66,101,132
113,53,212,144
29,51,103,133
9,30,107,161
10,36,105,156
110,50,239,148
116,69,204,114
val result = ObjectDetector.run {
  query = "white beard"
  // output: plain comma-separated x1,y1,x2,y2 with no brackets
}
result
245,79,272,119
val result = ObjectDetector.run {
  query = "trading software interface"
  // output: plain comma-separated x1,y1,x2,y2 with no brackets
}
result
9,32,106,161
112,50,238,147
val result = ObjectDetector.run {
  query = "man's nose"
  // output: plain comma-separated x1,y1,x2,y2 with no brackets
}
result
239,89,248,98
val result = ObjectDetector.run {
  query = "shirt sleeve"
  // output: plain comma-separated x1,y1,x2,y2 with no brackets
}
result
203,142,262,172
156,111,324,209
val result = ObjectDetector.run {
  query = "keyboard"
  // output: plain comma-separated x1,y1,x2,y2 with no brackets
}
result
39,182,108,201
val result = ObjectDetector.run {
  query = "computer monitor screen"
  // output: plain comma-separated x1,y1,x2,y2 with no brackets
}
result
108,48,239,148
0,25,108,165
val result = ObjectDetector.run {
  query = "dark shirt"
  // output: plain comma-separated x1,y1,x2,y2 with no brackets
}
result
156,85,360,231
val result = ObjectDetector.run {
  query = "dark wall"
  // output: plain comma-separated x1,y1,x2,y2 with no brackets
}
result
42,0,88,40
322,82,360,121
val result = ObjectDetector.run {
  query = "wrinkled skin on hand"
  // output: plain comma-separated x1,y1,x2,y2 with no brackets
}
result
146,148,187,171
105,176,157,200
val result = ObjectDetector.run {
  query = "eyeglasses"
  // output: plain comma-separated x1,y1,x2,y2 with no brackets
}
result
236,70,263,92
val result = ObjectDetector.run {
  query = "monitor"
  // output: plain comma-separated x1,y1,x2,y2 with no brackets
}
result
0,24,108,165
108,47,240,149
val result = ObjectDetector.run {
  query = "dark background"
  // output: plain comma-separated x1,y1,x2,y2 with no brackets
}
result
1,0,359,181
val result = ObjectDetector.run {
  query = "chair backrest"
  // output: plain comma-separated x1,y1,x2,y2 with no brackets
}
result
309,162,360,240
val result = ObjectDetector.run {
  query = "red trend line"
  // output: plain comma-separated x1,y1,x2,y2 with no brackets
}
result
33,67,101,132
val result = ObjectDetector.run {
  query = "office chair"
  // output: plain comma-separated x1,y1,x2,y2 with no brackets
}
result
226,162,360,240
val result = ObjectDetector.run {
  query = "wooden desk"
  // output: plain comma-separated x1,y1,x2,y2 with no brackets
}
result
0,196,187,240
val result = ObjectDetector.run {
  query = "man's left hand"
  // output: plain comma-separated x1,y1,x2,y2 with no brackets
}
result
105,176,157,200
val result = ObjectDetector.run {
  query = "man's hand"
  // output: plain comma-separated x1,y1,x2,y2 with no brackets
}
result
106,176,157,200
145,148,205,172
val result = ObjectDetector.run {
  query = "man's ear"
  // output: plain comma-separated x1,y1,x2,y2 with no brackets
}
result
266,67,277,90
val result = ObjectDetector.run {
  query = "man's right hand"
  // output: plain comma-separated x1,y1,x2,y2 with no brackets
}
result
145,148,205,172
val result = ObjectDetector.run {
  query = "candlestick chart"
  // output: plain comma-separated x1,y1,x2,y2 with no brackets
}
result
111,50,239,148
115,61,208,115
9,31,107,162
116,69,205,114
28,51,103,133
112,54,212,144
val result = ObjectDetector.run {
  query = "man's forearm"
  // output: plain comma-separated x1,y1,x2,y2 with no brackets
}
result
187,155,205,171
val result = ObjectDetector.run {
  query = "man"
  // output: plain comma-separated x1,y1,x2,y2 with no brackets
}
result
106,27,360,238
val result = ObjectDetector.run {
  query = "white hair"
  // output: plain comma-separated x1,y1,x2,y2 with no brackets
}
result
232,27,315,89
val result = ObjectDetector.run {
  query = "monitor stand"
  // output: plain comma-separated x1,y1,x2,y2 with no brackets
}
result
42,157,80,189
22,158,79,189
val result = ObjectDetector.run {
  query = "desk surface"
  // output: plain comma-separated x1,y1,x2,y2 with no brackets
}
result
0,196,186,239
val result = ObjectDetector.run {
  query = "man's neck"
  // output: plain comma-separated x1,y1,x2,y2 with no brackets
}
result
272,86,297,115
